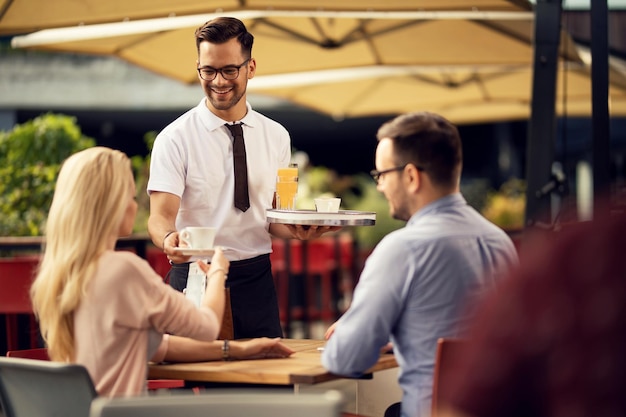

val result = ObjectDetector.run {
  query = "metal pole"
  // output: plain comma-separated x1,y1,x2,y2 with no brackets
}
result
524,0,563,230
591,0,611,218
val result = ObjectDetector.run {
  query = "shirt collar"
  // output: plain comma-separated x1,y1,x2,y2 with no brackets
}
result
408,193,467,225
199,99,256,131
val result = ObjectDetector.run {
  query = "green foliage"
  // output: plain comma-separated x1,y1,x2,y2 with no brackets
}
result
481,178,526,230
298,165,404,249
460,178,491,212
131,131,157,233
297,165,358,211
344,174,404,249
0,113,95,236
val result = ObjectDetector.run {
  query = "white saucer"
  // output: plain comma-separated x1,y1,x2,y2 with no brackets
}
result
173,247,215,256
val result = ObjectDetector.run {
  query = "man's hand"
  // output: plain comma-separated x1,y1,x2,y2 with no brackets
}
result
163,231,192,264
148,191,189,263
324,321,338,340
285,225,342,240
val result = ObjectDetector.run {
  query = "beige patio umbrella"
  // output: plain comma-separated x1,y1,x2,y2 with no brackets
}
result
247,61,626,124
0,0,531,35
8,0,609,122
10,8,558,87
10,6,603,124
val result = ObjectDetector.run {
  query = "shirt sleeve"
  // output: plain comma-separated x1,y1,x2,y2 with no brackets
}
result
322,236,409,376
151,334,170,363
147,131,186,197
109,252,221,342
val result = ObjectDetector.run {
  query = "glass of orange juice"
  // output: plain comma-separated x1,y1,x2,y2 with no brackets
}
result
276,163,298,210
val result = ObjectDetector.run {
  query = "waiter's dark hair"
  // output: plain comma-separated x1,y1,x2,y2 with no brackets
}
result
195,17,254,58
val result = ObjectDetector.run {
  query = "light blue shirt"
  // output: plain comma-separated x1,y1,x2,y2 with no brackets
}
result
322,193,518,417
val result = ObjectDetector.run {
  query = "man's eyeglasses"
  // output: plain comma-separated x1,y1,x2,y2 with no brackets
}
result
197,58,251,81
370,164,424,183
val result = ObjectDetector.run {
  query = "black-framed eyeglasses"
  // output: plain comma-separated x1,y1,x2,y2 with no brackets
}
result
370,163,424,183
197,58,251,81
370,165,407,183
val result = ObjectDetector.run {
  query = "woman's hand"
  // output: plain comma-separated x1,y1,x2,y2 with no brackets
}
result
233,338,295,360
163,336,293,363
208,247,230,275
196,248,229,323
196,247,230,278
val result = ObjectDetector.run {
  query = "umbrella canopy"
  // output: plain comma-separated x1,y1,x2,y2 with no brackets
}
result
0,0,532,35
247,62,626,124
11,6,603,124
10,8,563,87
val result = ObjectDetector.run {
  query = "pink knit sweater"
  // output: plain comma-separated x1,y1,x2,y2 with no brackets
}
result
74,250,219,396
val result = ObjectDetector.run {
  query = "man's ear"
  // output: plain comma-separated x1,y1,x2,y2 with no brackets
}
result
247,58,257,79
406,164,421,193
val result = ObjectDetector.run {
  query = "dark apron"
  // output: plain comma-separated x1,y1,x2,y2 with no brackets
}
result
167,254,282,339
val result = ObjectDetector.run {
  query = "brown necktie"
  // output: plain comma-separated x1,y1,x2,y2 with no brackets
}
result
225,123,250,212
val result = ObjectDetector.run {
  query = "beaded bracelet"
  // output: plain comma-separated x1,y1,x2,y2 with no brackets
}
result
208,267,228,280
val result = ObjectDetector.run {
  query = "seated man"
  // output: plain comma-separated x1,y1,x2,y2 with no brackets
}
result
322,112,519,417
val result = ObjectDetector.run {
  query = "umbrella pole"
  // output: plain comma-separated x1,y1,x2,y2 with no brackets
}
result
591,0,611,218
524,0,563,234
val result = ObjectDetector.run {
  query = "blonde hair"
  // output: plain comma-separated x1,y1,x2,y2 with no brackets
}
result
30,147,133,361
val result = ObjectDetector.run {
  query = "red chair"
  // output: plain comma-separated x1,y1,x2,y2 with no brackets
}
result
270,233,358,337
270,238,290,325
6,347,49,361
146,247,171,280
0,255,41,351
431,338,467,417
335,233,357,312
6,347,184,391
272,234,359,337
295,237,339,322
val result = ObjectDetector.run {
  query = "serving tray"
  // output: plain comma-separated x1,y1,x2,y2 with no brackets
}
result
266,209,376,226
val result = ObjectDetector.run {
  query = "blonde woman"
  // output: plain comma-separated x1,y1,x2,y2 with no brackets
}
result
30,147,293,397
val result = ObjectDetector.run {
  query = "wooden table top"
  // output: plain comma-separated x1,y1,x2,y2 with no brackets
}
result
148,339,398,385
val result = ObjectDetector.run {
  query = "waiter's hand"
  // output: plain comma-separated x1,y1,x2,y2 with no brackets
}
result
163,231,192,264
285,224,342,240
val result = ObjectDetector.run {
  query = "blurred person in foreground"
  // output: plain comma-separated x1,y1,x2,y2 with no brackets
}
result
30,147,293,397
147,16,338,339
438,207,626,417
322,112,519,417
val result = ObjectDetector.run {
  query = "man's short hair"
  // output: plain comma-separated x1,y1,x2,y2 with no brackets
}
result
195,17,254,58
376,111,463,188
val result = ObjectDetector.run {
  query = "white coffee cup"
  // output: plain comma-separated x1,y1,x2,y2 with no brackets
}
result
314,197,341,213
179,227,216,249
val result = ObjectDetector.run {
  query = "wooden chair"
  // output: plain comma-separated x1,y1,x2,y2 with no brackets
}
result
0,356,97,417
431,338,467,417
6,347,184,392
